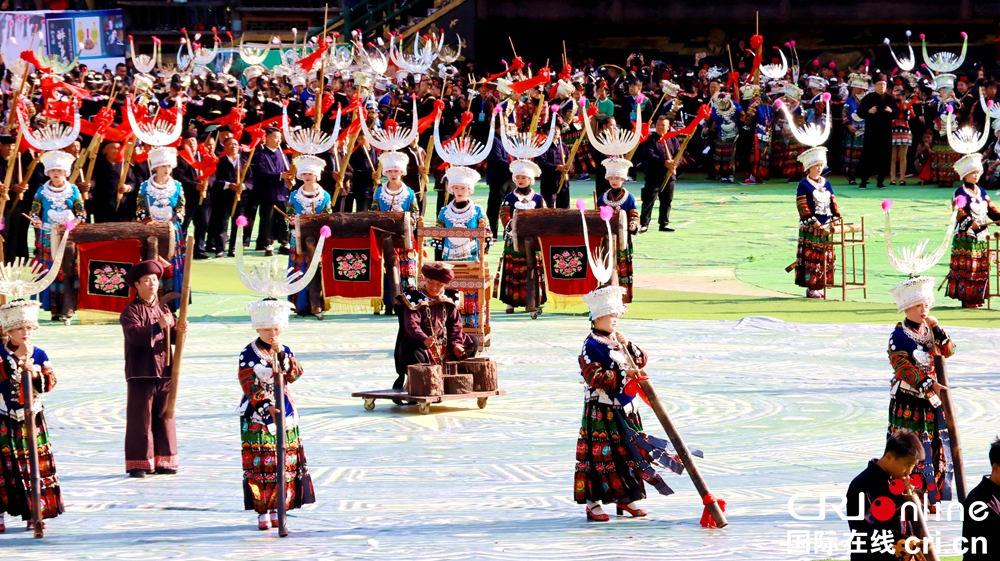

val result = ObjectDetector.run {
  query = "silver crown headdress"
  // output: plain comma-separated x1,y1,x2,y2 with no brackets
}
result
760,47,789,80
354,39,388,77
584,99,642,157
360,98,418,151
883,199,956,277
281,105,341,156
17,98,80,152
774,94,832,148
434,109,496,166
884,31,916,72
946,104,991,155
0,224,72,300
126,96,184,147
130,35,159,75
390,34,442,78
234,216,328,299
921,32,968,74
499,105,558,160
175,38,196,74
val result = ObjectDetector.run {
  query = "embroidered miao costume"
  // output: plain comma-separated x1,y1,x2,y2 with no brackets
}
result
794,170,840,295
136,147,187,295
28,151,86,314
842,74,869,183
238,318,306,516
596,178,639,304
0,306,64,527
740,85,773,183
945,147,999,308
434,167,493,328
232,219,325,528
929,76,960,187
887,278,955,507
497,160,547,309
0,231,71,529
709,92,742,183
285,154,333,315
370,150,419,290
776,94,838,297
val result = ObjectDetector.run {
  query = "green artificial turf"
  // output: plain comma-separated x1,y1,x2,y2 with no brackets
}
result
132,173,1000,326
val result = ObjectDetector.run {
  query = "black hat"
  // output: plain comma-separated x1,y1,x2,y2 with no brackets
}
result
181,128,198,140
124,260,166,287
0,135,16,145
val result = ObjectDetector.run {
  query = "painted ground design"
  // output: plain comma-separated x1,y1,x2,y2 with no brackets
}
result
4,314,997,560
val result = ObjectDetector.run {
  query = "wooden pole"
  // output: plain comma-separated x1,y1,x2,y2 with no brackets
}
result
622,347,727,528
115,137,137,211
902,488,942,561
933,351,966,502
274,350,289,537
166,235,195,420
21,365,44,538
659,131,695,194
754,12,762,86
233,147,257,217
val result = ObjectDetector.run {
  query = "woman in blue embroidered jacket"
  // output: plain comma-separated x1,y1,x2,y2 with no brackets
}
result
28,151,86,319
886,276,956,508
284,154,332,317
596,158,640,304
575,285,684,521
136,146,187,296
794,146,840,298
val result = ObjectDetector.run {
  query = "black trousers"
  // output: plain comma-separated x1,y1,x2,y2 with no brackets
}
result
346,195,372,213
254,201,288,250
540,169,569,209
125,378,177,472
486,180,513,235
2,207,30,262
210,192,238,254
640,177,675,228
183,200,211,252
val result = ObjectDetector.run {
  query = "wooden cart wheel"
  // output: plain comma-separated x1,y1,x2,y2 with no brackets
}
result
477,397,488,409
418,403,431,415
363,398,376,411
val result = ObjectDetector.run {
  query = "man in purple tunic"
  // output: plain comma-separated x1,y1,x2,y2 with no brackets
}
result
392,262,479,393
119,260,188,478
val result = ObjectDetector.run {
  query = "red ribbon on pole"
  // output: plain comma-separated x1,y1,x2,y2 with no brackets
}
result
699,494,727,528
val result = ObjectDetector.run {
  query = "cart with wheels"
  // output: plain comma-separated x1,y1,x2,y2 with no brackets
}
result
352,389,507,414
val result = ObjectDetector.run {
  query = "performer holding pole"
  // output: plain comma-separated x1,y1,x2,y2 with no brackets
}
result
165,235,195,420
572,201,722,525
232,215,323,532
883,197,961,510
0,222,73,535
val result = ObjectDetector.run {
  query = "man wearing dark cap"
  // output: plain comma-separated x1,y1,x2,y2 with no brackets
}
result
119,260,188,478
392,262,479,395
175,129,212,258
210,136,254,257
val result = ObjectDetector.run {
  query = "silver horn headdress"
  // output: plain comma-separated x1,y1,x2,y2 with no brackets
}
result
884,30,916,72
234,215,328,299
282,104,341,155
434,107,496,167
129,34,159,75
0,222,73,300
126,95,184,147
360,98,418,152
760,47,789,80
584,98,641,157
17,98,80,152
921,31,968,74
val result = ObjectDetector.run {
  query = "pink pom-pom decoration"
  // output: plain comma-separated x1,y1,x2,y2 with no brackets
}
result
947,105,954,114
829,61,836,69
64,219,77,232
784,42,791,48
152,37,161,45
812,59,819,66
989,100,995,109
236,215,249,228
599,206,614,221
955,194,968,208
550,104,560,113
636,93,646,104
501,59,508,66
821,92,831,102
790,40,796,48
774,99,784,110
320,225,332,239
881,199,893,211
920,34,926,40
493,105,503,115
576,198,587,211
961,32,968,39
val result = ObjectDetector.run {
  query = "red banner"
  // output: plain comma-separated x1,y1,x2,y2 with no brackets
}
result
539,235,601,296
77,239,143,313
321,228,383,299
